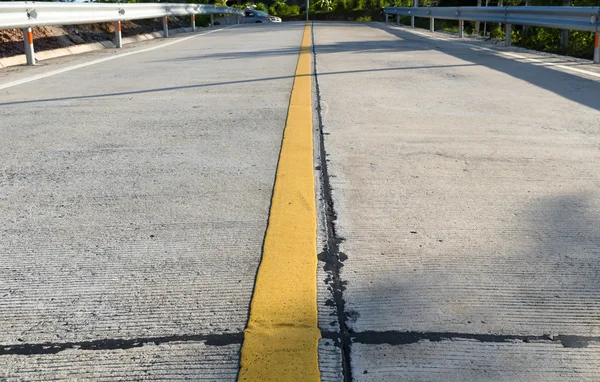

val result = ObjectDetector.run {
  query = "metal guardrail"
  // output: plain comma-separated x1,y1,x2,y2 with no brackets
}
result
384,6,600,63
0,2,244,65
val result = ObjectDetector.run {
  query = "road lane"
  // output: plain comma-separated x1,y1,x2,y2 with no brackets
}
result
4,19,600,381
0,23,305,380
313,22,600,381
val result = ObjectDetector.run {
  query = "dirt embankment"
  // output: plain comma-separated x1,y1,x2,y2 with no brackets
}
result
0,17,189,58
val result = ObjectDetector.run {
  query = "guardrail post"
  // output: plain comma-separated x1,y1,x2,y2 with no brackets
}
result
458,20,464,38
594,33,600,64
560,0,570,50
396,15,400,25
385,14,389,23
114,21,122,48
430,17,434,32
412,0,418,28
22,27,35,65
524,0,530,34
475,0,481,34
191,14,196,32
163,17,169,38
505,24,511,46
210,14,214,27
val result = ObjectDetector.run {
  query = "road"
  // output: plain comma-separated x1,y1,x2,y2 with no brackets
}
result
1,21,600,381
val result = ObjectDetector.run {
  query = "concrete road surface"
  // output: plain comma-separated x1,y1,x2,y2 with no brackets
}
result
0,23,305,380
313,22,600,381
1,20,600,381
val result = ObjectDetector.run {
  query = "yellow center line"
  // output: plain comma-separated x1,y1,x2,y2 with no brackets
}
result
238,22,320,382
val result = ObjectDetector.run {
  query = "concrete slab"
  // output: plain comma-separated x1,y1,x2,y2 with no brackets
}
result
2,343,240,381
352,342,600,382
0,23,305,379
313,21,600,380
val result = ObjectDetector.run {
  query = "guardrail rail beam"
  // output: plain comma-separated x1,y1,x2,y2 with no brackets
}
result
383,5,600,63
0,2,244,65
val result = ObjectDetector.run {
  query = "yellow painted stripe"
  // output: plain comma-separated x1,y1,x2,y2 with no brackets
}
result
238,22,320,382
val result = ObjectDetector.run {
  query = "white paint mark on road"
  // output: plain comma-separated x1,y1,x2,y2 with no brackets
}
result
388,24,600,80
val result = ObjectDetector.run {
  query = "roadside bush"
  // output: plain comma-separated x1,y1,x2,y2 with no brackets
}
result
195,14,211,27
336,0,349,11
356,16,371,21
276,4,301,16
255,2,268,12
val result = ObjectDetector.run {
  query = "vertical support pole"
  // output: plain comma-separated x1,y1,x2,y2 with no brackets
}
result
484,0,489,36
385,14,389,23
497,0,503,40
163,17,169,38
306,0,310,21
191,14,196,32
594,33,600,64
505,23,511,46
560,0,570,50
22,27,35,65
475,0,481,34
396,14,400,25
411,0,418,28
210,14,214,27
114,21,122,48
430,17,434,32
523,0,530,34
458,20,464,38
560,29,569,50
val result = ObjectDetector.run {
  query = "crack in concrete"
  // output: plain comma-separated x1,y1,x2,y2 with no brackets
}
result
0,332,244,356
311,21,353,382
4,328,595,358
343,331,599,348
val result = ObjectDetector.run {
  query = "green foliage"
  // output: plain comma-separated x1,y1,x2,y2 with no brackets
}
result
195,14,212,27
278,4,301,16
255,3,269,12
316,0,336,11
356,16,372,21
267,0,300,16
365,0,380,9
336,0,350,11
490,24,504,39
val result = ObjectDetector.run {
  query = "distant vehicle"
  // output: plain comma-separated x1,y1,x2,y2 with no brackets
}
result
242,10,282,23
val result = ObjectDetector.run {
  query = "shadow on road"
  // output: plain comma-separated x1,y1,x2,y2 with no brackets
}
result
370,23,600,112
0,63,477,107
